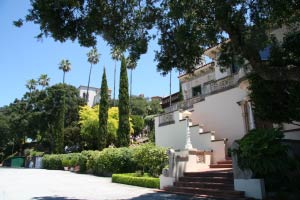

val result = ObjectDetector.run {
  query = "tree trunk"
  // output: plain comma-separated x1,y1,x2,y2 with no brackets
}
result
86,63,93,104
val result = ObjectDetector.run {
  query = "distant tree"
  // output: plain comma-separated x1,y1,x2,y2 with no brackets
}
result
26,79,37,94
0,107,12,161
131,115,144,137
147,99,163,115
130,96,148,117
44,84,84,153
86,47,100,103
98,68,109,150
126,57,137,111
111,47,123,106
117,57,130,147
38,74,50,90
58,59,71,84
79,106,132,149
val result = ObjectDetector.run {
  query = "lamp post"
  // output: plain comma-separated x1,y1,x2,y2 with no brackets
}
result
184,115,193,150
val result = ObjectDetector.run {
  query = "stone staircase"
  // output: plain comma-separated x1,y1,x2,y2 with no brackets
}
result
210,160,233,169
162,159,252,200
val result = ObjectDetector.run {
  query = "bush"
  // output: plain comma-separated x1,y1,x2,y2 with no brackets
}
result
234,128,300,193
132,143,168,177
42,154,63,170
81,150,101,173
235,128,289,177
94,147,136,176
112,173,159,188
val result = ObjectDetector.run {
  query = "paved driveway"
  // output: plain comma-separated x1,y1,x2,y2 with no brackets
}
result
0,168,206,200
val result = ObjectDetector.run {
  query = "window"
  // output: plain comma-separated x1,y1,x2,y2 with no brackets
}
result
192,85,202,97
83,92,86,99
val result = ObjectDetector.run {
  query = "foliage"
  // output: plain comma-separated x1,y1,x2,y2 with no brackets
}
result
144,115,156,142
0,108,11,162
44,84,84,153
117,57,130,147
132,143,168,177
40,144,168,179
130,96,148,116
249,73,300,124
94,147,136,176
131,115,144,137
86,47,100,103
38,74,50,89
147,99,163,115
235,129,289,177
80,150,101,174
42,154,63,170
79,106,133,149
112,173,160,189
98,68,109,150
43,153,81,170
58,59,71,84
18,0,300,81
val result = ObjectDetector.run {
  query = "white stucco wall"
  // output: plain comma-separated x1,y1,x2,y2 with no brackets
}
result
78,86,99,107
155,111,187,150
191,87,248,147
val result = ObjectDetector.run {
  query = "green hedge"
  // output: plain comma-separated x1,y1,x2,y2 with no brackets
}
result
42,154,63,170
112,173,160,188
41,143,168,179
132,143,168,177
94,147,136,176
43,153,81,170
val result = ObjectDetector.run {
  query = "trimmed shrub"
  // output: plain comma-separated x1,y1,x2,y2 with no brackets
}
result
132,143,168,177
42,154,63,170
81,150,101,174
112,173,159,188
94,147,136,176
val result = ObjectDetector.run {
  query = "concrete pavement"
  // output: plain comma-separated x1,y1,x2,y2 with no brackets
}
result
0,168,208,200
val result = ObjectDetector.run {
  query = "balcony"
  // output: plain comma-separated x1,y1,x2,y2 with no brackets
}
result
158,112,175,126
203,74,239,95
164,75,239,113
164,95,204,113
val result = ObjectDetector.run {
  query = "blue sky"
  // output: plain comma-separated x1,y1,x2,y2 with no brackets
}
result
0,0,179,107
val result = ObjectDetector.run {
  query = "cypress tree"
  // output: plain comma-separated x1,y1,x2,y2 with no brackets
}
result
117,57,130,147
98,68,109,150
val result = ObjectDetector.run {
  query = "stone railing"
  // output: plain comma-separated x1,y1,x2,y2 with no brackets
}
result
163,75,239,113
203,75,239,95
177,96,204,110
163,96,204,113
158,112,175,126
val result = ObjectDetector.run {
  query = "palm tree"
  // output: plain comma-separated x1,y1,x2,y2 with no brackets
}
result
126,57,137,111
38,74,50,90
26,79,37,94
59,59,71,84
86,47,100,103
111,47,123,106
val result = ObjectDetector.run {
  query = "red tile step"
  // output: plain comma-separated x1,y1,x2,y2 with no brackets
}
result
209,160,233,168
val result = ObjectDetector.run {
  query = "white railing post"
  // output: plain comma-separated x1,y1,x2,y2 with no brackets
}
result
185,117,193,150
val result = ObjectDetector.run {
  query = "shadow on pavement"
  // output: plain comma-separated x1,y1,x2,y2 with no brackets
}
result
31,196,87,200
123,192,214,200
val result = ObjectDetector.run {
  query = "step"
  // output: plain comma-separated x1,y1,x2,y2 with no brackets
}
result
184,170,233,178
217,160,232,165
210,164,232,168
174,181,234,190
158,190,250,200
179,176,233,184
165,186,245,198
